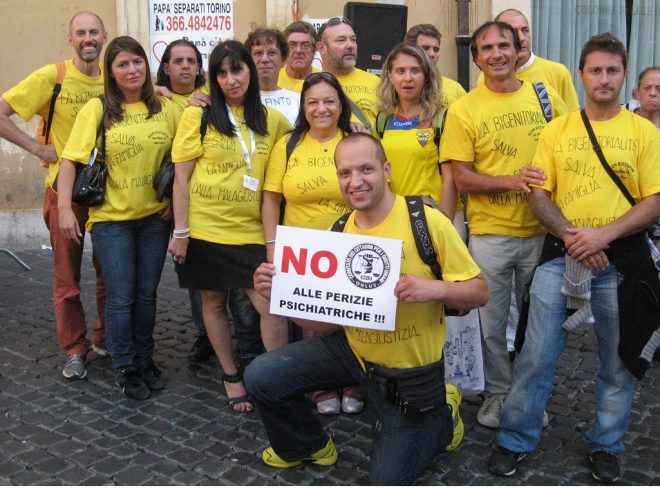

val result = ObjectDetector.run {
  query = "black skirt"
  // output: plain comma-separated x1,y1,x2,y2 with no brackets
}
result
176,237,266,290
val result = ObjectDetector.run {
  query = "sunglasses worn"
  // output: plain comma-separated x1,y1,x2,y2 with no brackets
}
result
318,16,352,40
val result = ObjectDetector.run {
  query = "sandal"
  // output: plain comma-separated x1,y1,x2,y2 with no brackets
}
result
222,371,253,413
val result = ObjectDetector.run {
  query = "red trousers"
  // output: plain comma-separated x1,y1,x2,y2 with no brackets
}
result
43,187,106,354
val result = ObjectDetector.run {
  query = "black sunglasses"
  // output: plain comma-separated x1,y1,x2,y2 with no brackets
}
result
318,16,353,40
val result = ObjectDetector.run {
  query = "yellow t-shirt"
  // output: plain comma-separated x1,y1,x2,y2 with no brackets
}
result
264,131,351,230
378,115,442,201
2,59,104,188
478,55,580,112
343,195,481,368
534,110,660,227
61,97,180,230
277,67,320,93
172,105,291,245
441,82,567,236
441,76,467,107
169,85,210,114
335,68,380,129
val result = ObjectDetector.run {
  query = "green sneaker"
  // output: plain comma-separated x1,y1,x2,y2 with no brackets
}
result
262,438,338,468
445,383,464,451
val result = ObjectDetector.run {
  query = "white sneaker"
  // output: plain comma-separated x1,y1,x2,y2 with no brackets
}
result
341,396,364,414
477,394,506,428
92,343,110,358
316,397,341,415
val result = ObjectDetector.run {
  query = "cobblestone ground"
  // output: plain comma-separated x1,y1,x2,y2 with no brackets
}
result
0,249,658,485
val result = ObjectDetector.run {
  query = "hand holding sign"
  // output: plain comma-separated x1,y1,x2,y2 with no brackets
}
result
270,226,402,331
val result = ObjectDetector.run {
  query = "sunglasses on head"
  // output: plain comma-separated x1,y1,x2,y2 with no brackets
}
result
318,16,352,39
303,72,337,86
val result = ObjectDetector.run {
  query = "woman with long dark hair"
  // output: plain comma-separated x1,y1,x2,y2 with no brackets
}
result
262,72,365,415
58,36,180,400
168,40,290,413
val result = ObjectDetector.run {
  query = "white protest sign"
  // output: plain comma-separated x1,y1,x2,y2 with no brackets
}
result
149,1,234,71
270,226,402,331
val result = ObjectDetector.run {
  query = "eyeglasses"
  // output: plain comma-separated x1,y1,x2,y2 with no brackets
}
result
287,41,314,53
318,16,352,40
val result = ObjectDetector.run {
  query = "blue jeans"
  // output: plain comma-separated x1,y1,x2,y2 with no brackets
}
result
91,213,170,375
228,288,263,360
498,258,635,455
244,329,453,485
188,288,206,337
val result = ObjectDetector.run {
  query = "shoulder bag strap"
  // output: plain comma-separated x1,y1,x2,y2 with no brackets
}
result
580,109,636,207
330,212,352,232
532,81,553,123
348,99,372,132
43,62,66,144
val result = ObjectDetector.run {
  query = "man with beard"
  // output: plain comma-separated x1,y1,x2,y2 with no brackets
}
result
0,12,108,380
316,17,379,130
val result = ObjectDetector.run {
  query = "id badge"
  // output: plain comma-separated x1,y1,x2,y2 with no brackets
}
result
243,174,259,192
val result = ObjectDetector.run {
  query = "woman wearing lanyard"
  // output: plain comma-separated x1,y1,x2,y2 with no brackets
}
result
58,36,180,400
169,40,290,413
376,43,457,220
262,72,364,415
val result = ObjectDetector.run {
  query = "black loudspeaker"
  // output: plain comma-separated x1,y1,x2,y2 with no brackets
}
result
344,2,408,74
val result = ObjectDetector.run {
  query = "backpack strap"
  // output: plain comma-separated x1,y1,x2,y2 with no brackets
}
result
330,212,352,232
375,111,394,139
42,61,66,144
404,196,442,280
348,99,372,132
330,198,443,280
532,82,553,123
432,105,448,148
285,131,303,168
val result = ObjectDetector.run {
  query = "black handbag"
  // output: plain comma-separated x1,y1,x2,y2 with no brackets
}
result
366,359,446,416
152,151,173,202
54,97,107,207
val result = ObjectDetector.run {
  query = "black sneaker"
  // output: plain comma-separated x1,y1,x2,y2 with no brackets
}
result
188,335,214,362
115,369,151,400
489,446,527,477
140,360,166,391
589,451,621,483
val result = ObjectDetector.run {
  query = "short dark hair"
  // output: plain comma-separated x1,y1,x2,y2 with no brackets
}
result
335,132,387,166
156,39,206,91
283,21,317,43
291,72,352,140
404,24,442,45
207,40,267,137
470,21,521,60
579,32,627,71
244,28,288,61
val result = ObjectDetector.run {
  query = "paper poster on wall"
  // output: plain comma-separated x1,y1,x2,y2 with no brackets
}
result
149,1,234,71
270,226,402,331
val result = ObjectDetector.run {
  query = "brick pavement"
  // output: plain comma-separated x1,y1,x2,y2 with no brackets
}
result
0,249,658,485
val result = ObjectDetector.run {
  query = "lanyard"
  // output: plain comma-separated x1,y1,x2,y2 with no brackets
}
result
226,104,256,173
